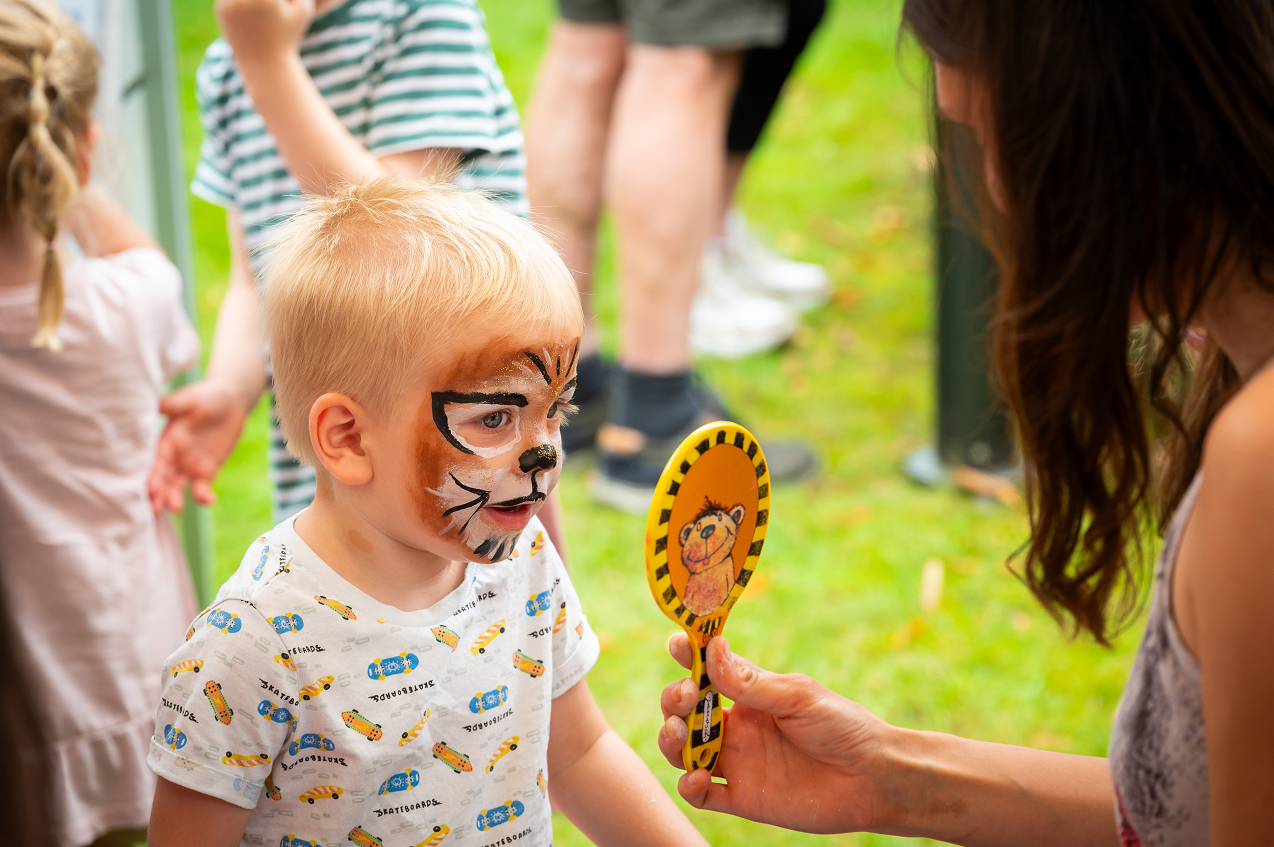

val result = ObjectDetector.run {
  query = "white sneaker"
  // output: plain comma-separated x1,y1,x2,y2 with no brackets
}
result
722,210,831,311
691,242,799,359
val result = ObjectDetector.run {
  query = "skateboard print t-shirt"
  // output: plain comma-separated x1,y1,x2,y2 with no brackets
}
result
148,513,599,846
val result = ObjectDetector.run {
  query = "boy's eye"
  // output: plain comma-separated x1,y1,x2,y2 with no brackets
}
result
481,412,508,429
549,400,579,422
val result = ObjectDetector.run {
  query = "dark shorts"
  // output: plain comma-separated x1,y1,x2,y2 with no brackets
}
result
557,0,788,49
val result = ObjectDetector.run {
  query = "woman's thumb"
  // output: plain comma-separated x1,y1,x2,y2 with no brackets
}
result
705,637,815,717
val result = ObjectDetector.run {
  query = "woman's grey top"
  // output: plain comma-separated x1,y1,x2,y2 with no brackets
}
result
1109,472,1208,846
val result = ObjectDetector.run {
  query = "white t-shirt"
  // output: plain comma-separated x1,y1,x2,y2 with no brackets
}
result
0,247,200,847
149,514,599,847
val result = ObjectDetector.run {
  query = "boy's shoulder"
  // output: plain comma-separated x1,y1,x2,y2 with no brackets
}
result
216,524,302,608
216,515,564,607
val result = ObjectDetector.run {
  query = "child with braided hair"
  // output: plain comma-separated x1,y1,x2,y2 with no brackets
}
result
0,1,199,842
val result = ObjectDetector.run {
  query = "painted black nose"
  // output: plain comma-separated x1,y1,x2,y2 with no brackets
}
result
519,444,558,473
700,525,715,539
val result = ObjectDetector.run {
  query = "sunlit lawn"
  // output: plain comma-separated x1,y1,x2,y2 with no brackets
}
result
173,2,1140,844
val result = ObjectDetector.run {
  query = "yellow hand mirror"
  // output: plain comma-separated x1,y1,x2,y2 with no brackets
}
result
645,421,770,774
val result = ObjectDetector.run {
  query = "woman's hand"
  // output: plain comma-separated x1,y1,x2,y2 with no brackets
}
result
657,633,897,834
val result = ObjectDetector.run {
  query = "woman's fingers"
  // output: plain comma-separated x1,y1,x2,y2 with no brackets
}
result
705,637,817,718
658,715,689,768
660,677,698,721
677,767,716,808
667,630,693,669
658,675,698,767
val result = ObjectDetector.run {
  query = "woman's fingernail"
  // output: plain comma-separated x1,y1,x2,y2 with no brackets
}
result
681,678,697,700
665,716,687,743
721,637,733,663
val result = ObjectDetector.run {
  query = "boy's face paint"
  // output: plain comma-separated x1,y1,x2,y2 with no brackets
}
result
412,334,580,564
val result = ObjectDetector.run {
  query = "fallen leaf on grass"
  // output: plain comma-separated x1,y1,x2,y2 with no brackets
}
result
869,205,910,241
889,617,929,650
919,558,945,611
838,505,873,527
832,287,863,309
951,465,1023,508
811,216,853,248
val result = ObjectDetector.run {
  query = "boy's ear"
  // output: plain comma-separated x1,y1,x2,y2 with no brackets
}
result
309,393,373,485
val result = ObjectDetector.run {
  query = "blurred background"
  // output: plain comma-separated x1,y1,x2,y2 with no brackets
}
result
169,2,1140,844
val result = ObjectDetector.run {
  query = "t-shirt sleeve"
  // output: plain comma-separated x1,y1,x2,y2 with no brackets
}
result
107,248,200,381
148,599,301,809
190,46,238,209
363,0,522,159
547,545,601,699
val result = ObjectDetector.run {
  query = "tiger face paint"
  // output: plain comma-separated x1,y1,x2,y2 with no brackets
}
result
412,335,579,564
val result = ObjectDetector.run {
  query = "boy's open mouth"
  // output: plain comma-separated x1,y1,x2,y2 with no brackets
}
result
483,497,541,531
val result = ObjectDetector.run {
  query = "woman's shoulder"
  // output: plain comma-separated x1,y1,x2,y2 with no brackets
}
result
1203,362,1274,474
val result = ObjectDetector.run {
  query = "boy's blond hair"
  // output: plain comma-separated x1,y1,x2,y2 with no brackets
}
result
264,179,583,466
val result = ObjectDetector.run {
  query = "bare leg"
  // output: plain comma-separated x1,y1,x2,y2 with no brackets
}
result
526,21,627,359
607,45,741,373
713,151,749,238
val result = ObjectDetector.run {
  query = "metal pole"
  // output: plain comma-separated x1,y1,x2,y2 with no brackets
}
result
904,107,1014,486
933,118,1013,471
138,0,216,604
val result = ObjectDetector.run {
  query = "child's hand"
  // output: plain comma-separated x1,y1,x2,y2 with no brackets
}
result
148,380,248,514
657,633,897,834
215,0,315,67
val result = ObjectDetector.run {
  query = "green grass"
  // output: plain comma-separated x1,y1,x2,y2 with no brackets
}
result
172,2,1140,844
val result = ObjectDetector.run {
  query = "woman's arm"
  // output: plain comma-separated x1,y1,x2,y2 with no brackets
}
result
658,634,1116,846
548,679,708,846
1175,377,1274,846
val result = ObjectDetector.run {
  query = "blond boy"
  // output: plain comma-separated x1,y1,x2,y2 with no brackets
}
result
147,181,706,847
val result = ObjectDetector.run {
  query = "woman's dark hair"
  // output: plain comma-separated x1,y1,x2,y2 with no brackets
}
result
902,0,1274,644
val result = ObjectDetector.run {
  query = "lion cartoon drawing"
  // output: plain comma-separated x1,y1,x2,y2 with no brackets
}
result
679,498,747,616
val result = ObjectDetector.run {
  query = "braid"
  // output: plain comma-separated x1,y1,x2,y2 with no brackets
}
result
0,0,99,351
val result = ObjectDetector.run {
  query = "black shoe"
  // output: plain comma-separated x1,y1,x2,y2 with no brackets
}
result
561,383,609,455
566,366,732,457
590,419,818,514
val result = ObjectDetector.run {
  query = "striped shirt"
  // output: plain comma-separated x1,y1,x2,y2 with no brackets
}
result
192,0,527,520
191,0,528,275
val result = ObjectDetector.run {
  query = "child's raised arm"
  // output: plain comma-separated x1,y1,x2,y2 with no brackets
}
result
63,183,160,257
214,0,460,193
548,679,709,847
149,210,265,513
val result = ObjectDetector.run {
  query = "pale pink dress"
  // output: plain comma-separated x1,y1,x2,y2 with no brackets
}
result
0,247,199,846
